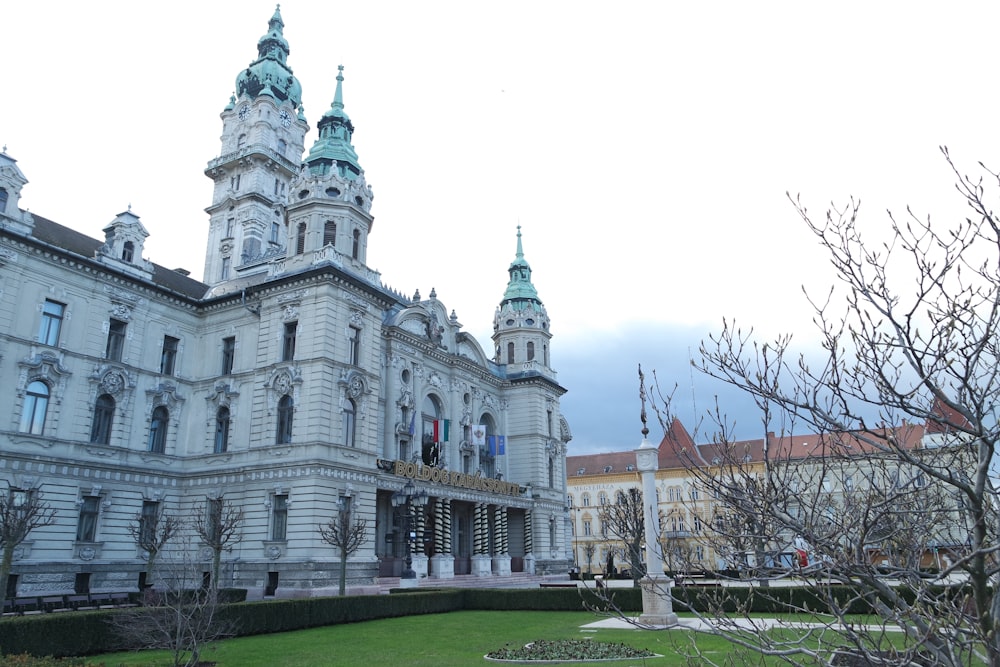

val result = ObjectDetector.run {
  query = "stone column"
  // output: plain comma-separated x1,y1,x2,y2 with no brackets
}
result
523,509,536,575
431,497,454,579
636,435,677,626
472,502,492,576
412,505,428,578
492,506,511,576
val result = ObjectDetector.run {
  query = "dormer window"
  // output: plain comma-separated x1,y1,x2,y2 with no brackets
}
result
121,241,134,263
0,188,8,214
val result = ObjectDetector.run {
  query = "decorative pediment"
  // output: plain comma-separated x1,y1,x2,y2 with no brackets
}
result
146,382,185,409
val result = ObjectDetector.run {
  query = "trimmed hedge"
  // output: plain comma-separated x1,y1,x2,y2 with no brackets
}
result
0,584,966,658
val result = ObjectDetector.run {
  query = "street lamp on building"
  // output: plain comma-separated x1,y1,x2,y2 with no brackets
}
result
391,479,429,579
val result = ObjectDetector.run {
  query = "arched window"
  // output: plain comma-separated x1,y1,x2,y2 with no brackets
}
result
276,395,293,444
215,407,231,453
121,241,134,263
421,395,442,466
507,342,515,364
90,394,115,444
527,341,535,361
343,398,356,447
323,220,336,246
352,229,360,259
548,457,555,487
0,188,8,214
296,222,306,255
148,406,169,453
582,493,591,507
19,381,49,435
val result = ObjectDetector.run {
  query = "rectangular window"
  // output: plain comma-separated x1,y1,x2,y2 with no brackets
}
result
270,222,280,244
106,319,127,361
221,257,231,281
323,220,336,246
225,218,235,238
206,498,223,543
38,299,65,346
583,520,592,536
348,326,360,365
271,494,288,541
282,322,297,361
221,336,236,374
160,336,179,375
76,496,99,542
139,500,159,545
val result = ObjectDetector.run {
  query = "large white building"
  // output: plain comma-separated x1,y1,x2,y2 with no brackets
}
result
0,7,571,598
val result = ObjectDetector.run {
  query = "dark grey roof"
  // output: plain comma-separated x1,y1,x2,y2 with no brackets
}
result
27,214,209,300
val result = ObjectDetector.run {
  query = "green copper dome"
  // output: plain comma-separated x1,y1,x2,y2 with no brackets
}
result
235,6,303,108
304,65,363,180
500,226,542,308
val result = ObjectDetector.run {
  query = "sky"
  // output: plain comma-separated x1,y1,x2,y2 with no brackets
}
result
5,1,1000,454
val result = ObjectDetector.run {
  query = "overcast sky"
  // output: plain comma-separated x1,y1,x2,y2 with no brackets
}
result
5,2,999,454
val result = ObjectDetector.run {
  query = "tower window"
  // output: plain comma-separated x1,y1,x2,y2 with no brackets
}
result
220,257,231,281
148,406,169,453
271,494,288,540
282,322,297,361
19,380,49,435
507,342,514,364
527,341,535,361
221,336,236,374
225,218,235,238
352,229,360,259
296,222,306,255
106,319,127,361
348,326,360,365
276,395,294,444
160,336,179,375
343,398,356,447
0,188,7,214
215,406,231,453
323,220,336,246
121,241,134,263
270,221,280,244
76,496,100,542
90,394,115,445
38,299,65,346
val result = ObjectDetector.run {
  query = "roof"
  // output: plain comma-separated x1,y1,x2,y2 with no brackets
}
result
567,418,928,478
26,214,209,300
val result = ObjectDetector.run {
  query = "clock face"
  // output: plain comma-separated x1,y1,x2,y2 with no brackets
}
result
238,104,250,121
280,109,291,128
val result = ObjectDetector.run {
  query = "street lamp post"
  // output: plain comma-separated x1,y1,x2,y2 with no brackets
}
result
391,479,429,579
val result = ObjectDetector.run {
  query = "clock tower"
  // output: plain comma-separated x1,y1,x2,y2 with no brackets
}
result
203,5,308,288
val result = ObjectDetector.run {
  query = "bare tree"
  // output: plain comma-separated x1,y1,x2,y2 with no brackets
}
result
318,502,368,596
112,536,236,667
192,496,244,595
0,486,55,610
629,148,1000,666
127,504,180,589
598,487,647,586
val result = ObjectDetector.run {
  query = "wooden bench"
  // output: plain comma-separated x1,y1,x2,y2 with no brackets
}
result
539,582,578,588
109,592,131,607
66,594,92,610
13,597,39,614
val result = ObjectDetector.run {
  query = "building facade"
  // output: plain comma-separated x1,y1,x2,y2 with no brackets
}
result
0,7,571,598
567,418,968,577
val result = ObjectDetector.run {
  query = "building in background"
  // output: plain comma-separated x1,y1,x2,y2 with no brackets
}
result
567,417,969,577
0,7,570,598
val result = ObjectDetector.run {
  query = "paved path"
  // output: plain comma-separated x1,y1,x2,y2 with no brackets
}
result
582,616,903,632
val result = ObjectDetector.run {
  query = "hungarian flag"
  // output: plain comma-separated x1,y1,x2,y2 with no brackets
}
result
488,435,506,456
433,419,450,443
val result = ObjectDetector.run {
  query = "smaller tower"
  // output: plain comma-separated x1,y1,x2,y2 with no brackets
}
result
493,226,553,376
283,65,374,275
0,149,32,236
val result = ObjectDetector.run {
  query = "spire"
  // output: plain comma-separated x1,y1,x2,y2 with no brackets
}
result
304,65,363,180
501,225,541,306
234,5,303,108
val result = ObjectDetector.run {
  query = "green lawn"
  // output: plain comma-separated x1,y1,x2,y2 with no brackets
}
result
88,610,744,667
